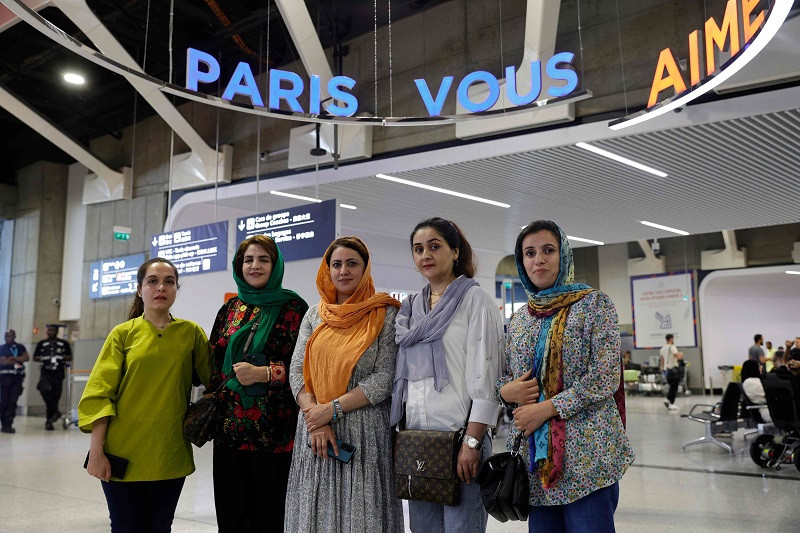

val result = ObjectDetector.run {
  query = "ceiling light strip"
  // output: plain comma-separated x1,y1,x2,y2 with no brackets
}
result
339,204,357,210
375,173,510,208
269,190,321,203
640,220,689,236
786,270,800,276
609,0,793,130
575,142,667,177
567,235,605,246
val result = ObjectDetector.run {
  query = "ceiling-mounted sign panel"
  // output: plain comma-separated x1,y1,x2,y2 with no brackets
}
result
235,199,338,262
150,221,228,276
88,253,146,299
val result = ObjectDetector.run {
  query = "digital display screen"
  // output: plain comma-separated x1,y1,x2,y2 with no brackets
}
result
150,221,228,276
88,253,146,299
235,199,337,262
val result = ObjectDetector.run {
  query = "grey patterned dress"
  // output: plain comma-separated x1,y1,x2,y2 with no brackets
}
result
284,305,403,533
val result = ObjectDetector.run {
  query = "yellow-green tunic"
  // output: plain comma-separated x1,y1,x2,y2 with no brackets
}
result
78,316,211,481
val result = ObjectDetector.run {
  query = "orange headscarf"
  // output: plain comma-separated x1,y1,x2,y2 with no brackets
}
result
303,238,400,404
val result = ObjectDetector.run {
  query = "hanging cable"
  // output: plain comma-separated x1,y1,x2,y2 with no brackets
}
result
374,0,378,115
142,0,152,72
166,0,175,231
576,0,585,91
614,0,629,115
213,52,221,222
387,0,393,117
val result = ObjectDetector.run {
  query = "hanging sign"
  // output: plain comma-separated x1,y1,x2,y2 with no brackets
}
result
150,221,228,276
186,48,578,118
88,253,146,299
631,271,697,349
235,199,337,262
611,0,792,130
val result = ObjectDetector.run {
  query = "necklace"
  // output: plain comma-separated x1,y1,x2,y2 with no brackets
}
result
144,314,172,330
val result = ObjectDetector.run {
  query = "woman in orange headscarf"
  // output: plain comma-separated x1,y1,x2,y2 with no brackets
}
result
284,237,403,533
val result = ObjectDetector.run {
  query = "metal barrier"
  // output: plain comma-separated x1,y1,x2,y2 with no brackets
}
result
63,364,91,429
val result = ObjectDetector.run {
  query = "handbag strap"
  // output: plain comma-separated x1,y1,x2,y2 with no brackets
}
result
511,432,524,455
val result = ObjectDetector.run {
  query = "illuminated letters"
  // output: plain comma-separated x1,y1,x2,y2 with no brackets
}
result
647,0,767,108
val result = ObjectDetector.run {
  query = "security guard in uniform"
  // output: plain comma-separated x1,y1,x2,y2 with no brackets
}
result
33,324,72,430
0,329,29,434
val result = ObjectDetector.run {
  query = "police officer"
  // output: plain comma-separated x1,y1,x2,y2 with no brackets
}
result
33,324,72,430
0,329,29,434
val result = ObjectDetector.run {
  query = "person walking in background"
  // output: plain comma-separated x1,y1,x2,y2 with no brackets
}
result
79,258,212,532
208,235,307,533
0,329,29,434
748,334,765,365
391,217,503,533
661,334,684,411
499,220,633,532
285,237,403,533
33,324,72,430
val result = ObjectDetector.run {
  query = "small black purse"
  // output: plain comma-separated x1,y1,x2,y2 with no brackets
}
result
475,433,530,522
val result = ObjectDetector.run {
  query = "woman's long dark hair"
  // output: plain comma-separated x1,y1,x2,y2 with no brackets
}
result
410,217,476,278
127,258,180,320
741,359,761,382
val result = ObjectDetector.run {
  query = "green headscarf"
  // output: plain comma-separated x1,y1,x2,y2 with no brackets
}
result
221,240,308,407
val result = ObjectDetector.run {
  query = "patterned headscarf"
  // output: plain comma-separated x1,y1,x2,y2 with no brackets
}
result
515,221,594,488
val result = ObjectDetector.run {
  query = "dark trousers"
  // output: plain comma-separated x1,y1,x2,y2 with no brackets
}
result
0,374,24,428
101,477,185,533
528,482,619,533
666,372,681,404
40,374,63,421
213,445,292,533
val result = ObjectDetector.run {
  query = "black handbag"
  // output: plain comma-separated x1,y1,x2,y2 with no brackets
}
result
394,427,464,506
475,433,530,522
183,313,263,447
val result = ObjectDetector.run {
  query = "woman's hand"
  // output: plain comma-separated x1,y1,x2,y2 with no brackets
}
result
86,450,111,482
456,443,481,484
500,369,540,405
309,424,339,459
513,400,558,437
232,362,265,386
302,402,334,433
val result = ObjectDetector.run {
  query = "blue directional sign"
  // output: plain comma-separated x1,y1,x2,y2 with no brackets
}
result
150,221,228,276
235,199,337,262
89,253,146,299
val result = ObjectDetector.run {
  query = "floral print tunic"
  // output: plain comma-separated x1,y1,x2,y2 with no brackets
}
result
497,291,635,506
209,296,306,452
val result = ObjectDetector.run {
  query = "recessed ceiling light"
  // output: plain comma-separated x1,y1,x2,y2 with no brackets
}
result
339,204,357,210
269,190,321,203
786,270,800,276
63,72,85,85
575,142,667,177
640,220,689,236
567,235,605,246
375,173,510,208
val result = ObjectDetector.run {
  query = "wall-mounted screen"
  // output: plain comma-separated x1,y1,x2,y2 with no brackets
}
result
89,253,146,299
150,221,228,276
235,199,337,262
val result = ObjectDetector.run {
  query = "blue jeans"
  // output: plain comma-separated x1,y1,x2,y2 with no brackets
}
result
528,482,619,533
101,477,185,533
408,434,491,533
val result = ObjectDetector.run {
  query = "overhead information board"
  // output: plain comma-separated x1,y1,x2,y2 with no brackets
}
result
235,199,337,262
89,253,146,299
150,221,228,276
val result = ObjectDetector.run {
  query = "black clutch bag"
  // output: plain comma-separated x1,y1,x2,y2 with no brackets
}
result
84,451,129,479
242,353,267,396
183,382,224,447
475,433,530,522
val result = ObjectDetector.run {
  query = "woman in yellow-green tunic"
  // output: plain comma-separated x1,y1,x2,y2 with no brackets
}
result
79,258,211,532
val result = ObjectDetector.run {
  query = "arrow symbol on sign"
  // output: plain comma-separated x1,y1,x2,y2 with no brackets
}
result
152,237,158,246
238,221,245,231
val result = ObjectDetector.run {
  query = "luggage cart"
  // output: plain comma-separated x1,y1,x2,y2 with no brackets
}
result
62,364,91,429
638,365,666,395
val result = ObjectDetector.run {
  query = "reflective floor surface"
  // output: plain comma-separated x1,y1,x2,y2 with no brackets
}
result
1,394,798,532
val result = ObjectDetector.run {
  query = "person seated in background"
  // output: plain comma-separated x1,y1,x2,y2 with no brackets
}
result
771,349,785,373
790,338,800,361
622,351,640,370
740,359,771,422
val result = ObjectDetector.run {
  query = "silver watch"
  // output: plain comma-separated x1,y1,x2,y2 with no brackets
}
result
463,434,483,450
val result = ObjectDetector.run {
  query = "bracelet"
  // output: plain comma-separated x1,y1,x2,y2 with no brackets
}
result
331,401,338,422
333,398,344,421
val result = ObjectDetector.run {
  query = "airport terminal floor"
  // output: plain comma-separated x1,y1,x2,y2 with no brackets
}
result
1,394,798,533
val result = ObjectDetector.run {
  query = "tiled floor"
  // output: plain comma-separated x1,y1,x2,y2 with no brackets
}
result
1,393,798,532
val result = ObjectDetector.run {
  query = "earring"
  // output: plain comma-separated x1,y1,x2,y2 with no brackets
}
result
453,258,458,267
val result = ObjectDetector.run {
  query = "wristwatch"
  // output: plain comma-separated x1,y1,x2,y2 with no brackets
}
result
463,434,483,450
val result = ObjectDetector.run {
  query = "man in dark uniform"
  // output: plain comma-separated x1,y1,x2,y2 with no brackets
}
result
33,324,72,430
0,329,29,434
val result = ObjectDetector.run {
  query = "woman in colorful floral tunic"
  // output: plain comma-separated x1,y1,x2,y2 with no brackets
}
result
208,235,307,532
498,220,634,533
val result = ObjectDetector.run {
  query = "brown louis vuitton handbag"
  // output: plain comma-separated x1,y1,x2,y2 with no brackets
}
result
394,427,464,506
